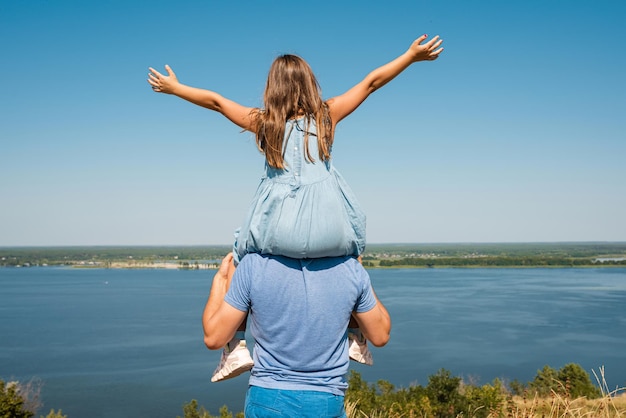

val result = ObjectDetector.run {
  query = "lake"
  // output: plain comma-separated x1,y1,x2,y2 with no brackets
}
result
1,266,625,417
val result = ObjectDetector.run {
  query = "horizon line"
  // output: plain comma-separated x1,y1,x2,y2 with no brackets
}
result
1,240,625,249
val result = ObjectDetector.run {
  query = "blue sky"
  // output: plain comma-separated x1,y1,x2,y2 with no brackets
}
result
1,0,624,246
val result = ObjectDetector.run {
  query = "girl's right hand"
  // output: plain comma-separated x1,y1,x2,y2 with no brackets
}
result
408,34,444,62
148,64,179,94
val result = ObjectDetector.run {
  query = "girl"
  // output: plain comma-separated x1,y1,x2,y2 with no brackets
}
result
148,34,444,382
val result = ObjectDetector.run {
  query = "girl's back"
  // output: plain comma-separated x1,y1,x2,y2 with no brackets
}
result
233,117,365,263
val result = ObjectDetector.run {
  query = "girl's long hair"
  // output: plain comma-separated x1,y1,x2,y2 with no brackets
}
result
254,54,332,169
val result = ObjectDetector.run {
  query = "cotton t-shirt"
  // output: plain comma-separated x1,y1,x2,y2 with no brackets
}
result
224,253,376,395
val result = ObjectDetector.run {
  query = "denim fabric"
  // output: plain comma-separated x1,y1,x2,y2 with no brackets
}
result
245,386,347,418
233,117,366,265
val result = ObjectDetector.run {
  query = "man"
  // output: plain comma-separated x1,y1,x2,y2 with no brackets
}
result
202,253,391,417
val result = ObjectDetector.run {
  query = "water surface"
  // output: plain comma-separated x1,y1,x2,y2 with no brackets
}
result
1,267,625,417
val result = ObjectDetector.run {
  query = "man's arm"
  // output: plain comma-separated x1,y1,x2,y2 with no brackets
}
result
202,253,248,350
327,34,444,124
148,65,257,132
352,288,391,347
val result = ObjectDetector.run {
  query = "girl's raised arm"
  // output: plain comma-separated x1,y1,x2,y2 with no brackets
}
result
148,65,258,133
327,34,443,124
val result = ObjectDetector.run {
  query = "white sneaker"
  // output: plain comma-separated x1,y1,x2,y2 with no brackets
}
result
211,340,254,382
348,331,373,365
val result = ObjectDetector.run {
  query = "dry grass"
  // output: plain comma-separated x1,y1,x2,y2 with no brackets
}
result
506,391,626,418
347,393,626,418
346,367,626,418
508,367,626,418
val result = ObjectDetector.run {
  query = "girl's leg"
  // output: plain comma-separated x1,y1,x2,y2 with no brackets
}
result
348,313,373,365
211,256,254,382
348,255,373,365
211,311,253,382
232,311,248,343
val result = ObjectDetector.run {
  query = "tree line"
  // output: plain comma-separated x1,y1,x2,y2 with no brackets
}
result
377,255,626,267
2,243,625,268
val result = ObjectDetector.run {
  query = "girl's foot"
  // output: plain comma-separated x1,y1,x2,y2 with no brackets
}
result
211,339,254,382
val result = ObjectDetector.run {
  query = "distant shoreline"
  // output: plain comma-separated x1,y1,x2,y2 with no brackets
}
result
4,261,625,271
2,242,625,269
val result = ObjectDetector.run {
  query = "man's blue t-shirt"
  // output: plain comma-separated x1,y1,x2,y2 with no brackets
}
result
224,253,377,395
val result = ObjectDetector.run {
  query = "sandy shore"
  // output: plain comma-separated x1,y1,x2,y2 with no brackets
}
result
73,261,219,269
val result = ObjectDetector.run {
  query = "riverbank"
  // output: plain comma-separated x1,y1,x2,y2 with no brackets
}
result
3,258,626,269
2,242,625,269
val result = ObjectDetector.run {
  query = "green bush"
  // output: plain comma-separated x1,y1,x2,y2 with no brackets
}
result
40,409,67,418
557,363,602,399
528,363,601,399
178,399,243,418
463,379,506,418
0,379,34,418
529,365,560,396
345,369,504,417
425,368,468,417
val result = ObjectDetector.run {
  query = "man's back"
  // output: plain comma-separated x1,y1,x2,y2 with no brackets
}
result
225,254,376,395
